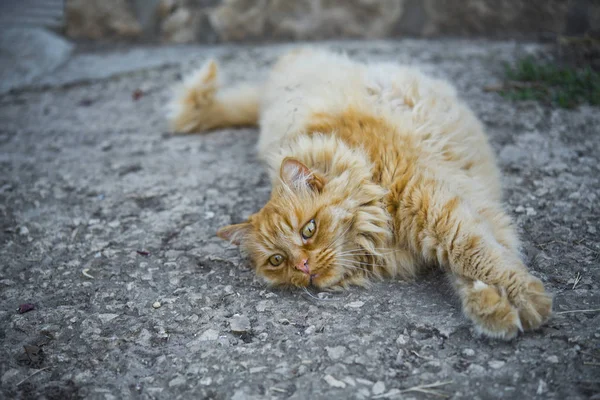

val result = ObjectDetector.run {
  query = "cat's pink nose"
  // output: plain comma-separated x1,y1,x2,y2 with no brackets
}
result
295,258,310,274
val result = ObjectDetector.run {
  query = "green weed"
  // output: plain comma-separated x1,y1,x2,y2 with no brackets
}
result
500,57,600,108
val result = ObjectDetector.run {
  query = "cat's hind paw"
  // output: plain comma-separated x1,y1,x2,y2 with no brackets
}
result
167,60,219,133
462,280,523,340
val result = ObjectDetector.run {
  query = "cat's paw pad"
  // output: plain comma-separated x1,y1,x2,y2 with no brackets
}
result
168,60,219,133
512,277,552,331
463,280,522,340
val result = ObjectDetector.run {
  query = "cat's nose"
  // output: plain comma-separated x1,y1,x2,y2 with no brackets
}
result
295,258,310,274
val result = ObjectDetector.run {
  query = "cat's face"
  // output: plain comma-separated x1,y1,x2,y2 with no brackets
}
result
217,158,380,289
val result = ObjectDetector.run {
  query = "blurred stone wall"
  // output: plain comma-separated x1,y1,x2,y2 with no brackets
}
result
65,0,600,43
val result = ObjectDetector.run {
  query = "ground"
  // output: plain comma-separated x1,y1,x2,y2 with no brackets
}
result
0,39,599,400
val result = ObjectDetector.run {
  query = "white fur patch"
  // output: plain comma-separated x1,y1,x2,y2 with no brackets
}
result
473,280,489,291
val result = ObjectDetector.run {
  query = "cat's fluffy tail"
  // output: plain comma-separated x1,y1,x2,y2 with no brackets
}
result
167,60,261,133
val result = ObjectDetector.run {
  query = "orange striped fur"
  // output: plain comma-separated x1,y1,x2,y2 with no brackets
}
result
168,48,552,339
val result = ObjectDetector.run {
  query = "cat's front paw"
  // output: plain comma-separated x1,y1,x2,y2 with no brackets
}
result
510,276,553,331
462,280,523,340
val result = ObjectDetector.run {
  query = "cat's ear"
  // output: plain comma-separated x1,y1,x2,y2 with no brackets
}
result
217,222,251,245
280,157,325,192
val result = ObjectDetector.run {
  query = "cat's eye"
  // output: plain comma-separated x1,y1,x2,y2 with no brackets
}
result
269,254,284,266
301,219,316,240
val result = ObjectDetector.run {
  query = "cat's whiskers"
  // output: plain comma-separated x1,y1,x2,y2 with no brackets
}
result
325,221,353,251
336,248,402,257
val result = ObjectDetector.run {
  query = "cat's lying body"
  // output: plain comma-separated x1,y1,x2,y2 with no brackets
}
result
168,48,552,339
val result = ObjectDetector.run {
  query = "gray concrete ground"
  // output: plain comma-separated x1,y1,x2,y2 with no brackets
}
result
0,39,599,400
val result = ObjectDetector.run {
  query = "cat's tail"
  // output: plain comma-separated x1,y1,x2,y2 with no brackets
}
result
167,60,261,133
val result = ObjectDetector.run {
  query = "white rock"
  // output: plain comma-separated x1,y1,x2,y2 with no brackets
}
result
136,328,152,347
255,300,269,312
199,328,219,341
467,364,486,375
168,376,186,387
229,314,251,333
396,334,408,345
98,313,119,323
231,389,249,400
345,301,364,308
356,378,374,385
18,226,29,236
199,377,212,386
324,375,346,388
326,346,347,360
488,360,506,369
536,379,547,395
343,377,356,387
152,301,161,309
395,349,404,364
462,348,475,357
372,381,386,395
304,325,316,335
546,355,559,364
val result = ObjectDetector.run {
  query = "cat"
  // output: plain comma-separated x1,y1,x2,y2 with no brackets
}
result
167,48,552,340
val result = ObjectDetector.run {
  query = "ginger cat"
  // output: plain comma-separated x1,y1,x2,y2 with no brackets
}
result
167,48,552,339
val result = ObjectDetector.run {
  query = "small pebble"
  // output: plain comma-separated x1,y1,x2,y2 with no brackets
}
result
488,360,505,369
18,226,29,236
372,381,386,395
536,379,547,395
462,348,475,357
229,314,251,333
168,376,186,387
546,355,559,364
304,325,316,335
152,301,161,309
326,346,346,360
345,301,364,308
324,375,346,388
396,334,408,345
199,329,219,341
199,377,212,386
395,349,404,364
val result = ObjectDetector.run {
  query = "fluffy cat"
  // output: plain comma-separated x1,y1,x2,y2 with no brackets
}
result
167,48,552,339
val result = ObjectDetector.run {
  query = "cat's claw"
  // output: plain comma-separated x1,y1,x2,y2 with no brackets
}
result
461,277,552,340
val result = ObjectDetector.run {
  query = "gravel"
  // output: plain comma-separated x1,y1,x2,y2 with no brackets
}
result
0,38,599,399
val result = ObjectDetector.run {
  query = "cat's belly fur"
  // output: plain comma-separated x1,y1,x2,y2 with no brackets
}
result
259,48,502,207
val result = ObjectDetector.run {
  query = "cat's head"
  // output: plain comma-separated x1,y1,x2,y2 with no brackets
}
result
217,154,391,289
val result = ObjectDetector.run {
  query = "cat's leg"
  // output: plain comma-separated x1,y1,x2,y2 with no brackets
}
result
478,205,521,255
168,60,261,133
397,180,552,339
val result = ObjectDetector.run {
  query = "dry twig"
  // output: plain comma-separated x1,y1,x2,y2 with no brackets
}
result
16,367,50,386
555,308,600,315
373,381,453,399
572,272,582,290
